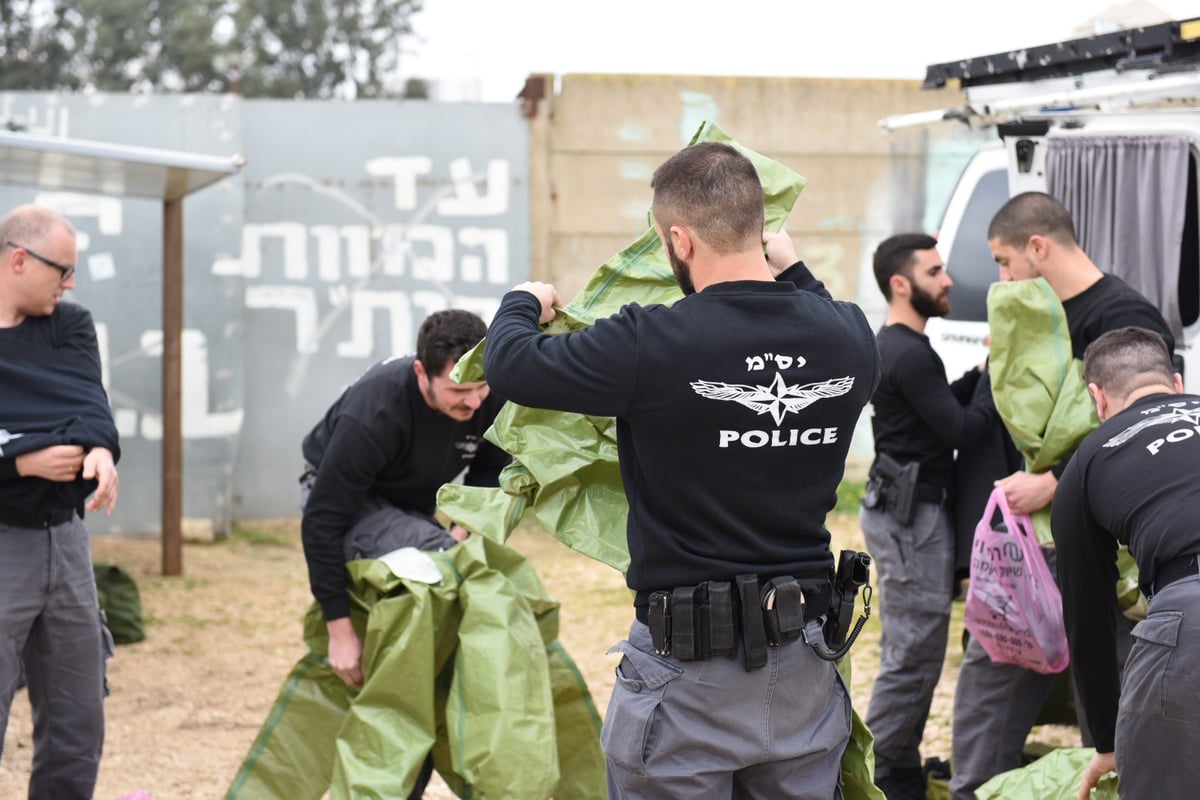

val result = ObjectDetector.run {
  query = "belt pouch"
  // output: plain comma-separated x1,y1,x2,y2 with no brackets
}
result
762,577,806,644
736,574,768,671
705,581,736,658
647,591,671,655
671,586,698,660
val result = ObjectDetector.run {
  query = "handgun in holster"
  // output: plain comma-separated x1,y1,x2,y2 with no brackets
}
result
823,550,872,649
867,452,919,526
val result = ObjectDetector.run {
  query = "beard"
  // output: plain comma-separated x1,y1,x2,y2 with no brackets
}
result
666,238,696,296
910,281,950,318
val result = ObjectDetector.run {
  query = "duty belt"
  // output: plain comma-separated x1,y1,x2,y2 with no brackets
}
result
1151,553,1200,597
641,573,834,671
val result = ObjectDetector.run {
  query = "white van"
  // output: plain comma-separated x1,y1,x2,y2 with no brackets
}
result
883,18,1200,391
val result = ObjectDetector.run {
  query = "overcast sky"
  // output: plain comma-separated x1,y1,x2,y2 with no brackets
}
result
403,0,1200,101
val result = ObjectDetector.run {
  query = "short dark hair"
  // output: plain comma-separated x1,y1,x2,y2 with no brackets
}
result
650,141,765,255
987,191,1079,249
872,233,938,301
416,309,487,376
1083,326,1175,401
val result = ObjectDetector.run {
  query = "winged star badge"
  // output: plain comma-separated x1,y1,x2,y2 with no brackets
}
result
690,373,854,426
1103,405,1200,448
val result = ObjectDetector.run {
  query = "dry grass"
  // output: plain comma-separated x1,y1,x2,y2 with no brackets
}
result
0,513,1079,799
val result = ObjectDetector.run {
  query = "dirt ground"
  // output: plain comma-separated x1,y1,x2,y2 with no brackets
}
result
0,514,1078,799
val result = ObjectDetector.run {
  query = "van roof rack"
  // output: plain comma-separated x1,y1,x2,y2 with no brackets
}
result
923,18,1200,90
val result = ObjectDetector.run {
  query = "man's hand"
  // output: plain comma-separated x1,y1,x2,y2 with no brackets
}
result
83,447,119,515
14,445,85,482
762,229,799,277
511,281,561,324
1078,751,1116,800
326,617,364,689
995,469,1057,515
448,524,471,543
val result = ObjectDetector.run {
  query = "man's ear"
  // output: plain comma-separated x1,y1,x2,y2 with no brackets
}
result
1175,373,1185,394
1027,234,1050,261
671,224,695,260
889,273,911,299
1087,382,1109,421
413,359,427,381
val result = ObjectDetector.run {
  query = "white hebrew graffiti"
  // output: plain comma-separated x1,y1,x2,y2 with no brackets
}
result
438,158,509,216
136,330,244,439
458,227,509,283
365,156,433,210
97,327,244,440
245,285,320,353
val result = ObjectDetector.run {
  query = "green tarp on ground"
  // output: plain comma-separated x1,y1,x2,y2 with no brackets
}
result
976,748,1117,800
226,534,605,799
439,121,885,800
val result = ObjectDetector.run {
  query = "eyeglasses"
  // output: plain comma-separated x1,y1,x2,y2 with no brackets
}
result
6,240,75,281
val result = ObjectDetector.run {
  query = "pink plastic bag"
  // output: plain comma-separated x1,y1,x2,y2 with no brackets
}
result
963,487,1069,674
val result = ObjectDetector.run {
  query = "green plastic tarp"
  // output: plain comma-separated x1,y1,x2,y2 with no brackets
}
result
986,278,1142,610
226,534,605,799
438,120,885,800
976,747,1117,800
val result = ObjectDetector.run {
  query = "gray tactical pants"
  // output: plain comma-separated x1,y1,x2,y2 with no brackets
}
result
0,515,106,800
859,502,954,780
949,547,1134,799
603,620,850,799
1115,574,1200,799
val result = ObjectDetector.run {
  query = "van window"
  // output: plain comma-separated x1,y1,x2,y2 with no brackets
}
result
944,169,1008,323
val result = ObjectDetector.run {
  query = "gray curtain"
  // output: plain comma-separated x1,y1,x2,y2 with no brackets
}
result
1047,135,1188,341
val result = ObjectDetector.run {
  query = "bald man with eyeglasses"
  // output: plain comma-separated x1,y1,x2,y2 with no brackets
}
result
0,205,119,800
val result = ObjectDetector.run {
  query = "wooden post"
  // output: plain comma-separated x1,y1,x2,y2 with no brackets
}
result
162,198,184,576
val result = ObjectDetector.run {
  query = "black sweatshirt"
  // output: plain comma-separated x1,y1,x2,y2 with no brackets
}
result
1052,393,1200,752
300,355,509,620
0,301,120,514
483,262,881,614
868,323,995,491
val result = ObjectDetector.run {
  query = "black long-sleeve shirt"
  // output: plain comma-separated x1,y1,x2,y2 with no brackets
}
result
300,355,509,620
1052,392,1200,752
483,262,881,614
868,323,996,490
0,301,120,513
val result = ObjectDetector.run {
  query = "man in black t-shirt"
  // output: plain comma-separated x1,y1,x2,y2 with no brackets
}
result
1053,327,1200,799
949,192,1176,799
483,142,880,798
860,234,997,799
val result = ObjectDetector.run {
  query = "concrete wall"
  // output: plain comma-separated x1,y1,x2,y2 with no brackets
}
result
0,93,530,534
1,75,989,533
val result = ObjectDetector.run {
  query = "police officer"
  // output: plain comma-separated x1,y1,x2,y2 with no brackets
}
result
1052,326,1200,800
949,193,1177,799
483,141,881,798
860,233,997,799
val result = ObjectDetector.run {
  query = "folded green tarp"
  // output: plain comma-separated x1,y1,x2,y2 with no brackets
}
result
976,747,1117,800
440,120,885,800
986,278,1142,611
226,534,605,799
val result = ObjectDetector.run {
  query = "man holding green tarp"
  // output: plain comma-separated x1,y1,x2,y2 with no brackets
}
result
481,141,881,799
949,192,1176,800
